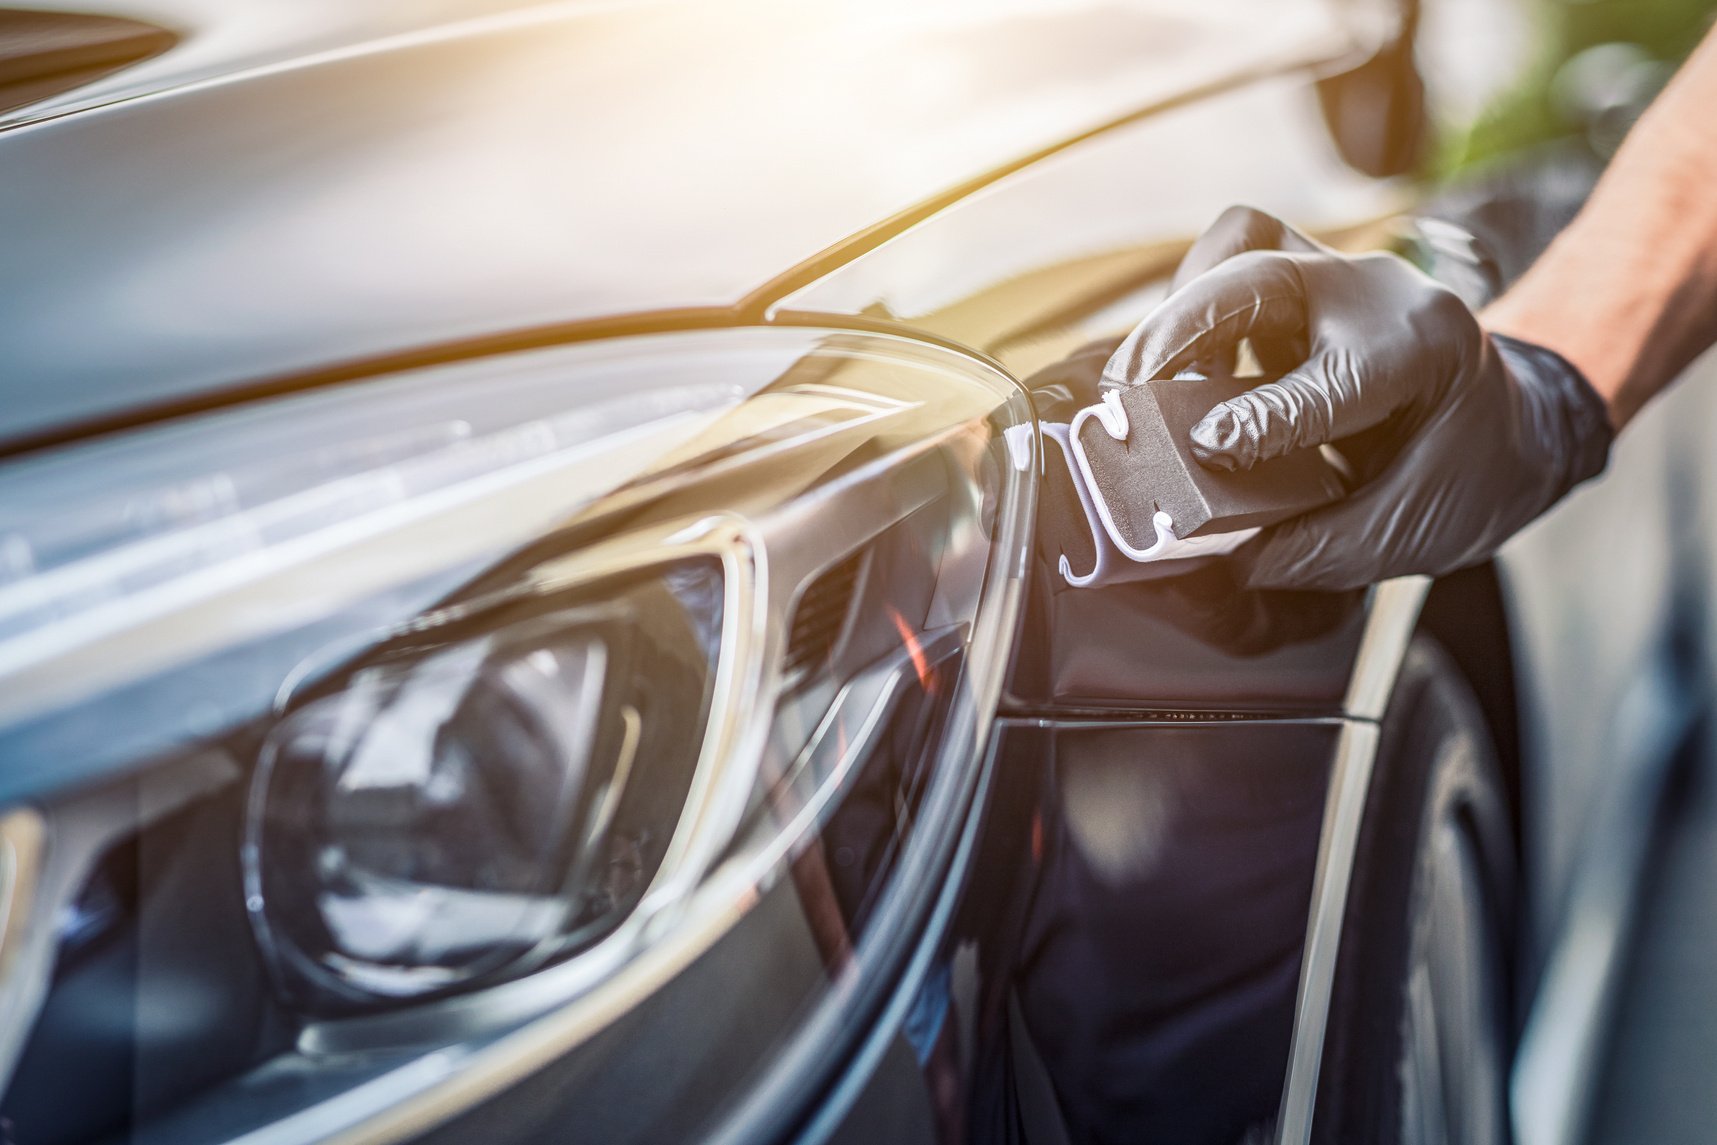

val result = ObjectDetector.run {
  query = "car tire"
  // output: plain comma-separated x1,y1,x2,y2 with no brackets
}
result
1312,637,1516,1145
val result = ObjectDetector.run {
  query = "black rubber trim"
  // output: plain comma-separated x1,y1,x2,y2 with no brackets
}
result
998,705,1304,723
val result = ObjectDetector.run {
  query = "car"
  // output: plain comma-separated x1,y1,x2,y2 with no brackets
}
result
0,2,1523,1143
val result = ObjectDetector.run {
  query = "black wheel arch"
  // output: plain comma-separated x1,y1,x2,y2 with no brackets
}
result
1418,561,1524,839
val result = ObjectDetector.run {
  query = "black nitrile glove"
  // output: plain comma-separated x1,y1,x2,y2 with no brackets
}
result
1102,206,1615,591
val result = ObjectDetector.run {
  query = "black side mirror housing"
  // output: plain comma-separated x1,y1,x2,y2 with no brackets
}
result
1317,0,1428,178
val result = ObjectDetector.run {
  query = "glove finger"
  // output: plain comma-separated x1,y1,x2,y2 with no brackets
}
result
1172,208,1322,375
1189,350,1413,471
1231,500,1385,591
1234,449,1445,590
1171,205,1326,292
1105,250,1308,387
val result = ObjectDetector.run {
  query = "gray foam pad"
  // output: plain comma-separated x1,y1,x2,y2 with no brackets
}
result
1075,376,1347,551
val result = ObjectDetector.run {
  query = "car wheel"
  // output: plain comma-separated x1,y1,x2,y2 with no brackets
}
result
1313,638,1516,1145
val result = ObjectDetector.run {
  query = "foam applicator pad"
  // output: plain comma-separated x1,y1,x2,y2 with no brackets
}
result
1073,376,1347,554
1039,423,1190,588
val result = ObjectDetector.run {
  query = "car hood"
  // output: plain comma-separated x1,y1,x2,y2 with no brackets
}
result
0,0,1353,448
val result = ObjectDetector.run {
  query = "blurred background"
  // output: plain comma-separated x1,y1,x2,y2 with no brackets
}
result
1418,3,1717,1143
1439,0,1714,171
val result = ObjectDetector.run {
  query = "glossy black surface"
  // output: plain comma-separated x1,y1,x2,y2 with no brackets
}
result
1017,721,1332,1143
1009,558,1369,714
816,718,1338,1145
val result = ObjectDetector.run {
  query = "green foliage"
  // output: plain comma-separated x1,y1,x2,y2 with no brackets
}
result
1443,0,1717,173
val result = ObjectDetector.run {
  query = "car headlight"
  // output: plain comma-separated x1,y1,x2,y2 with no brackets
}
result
0,327,1034,1144
248,562,724,1011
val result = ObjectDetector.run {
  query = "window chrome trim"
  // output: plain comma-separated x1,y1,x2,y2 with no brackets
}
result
1343,575,1431,721
1274,719,1380,1145
1277,574,1430,1145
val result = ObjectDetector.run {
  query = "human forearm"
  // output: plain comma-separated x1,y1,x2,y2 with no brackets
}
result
1483,25,1717,431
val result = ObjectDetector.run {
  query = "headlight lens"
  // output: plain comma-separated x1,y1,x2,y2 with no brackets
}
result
0,327,1035,1145
249,562,723,1011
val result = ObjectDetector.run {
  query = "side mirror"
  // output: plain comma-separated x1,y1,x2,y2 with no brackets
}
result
1317,0,1428,178
0,9,176,117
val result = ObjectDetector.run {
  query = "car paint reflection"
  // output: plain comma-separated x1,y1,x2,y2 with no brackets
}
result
1016,723,1330,1143
0,0,1358,449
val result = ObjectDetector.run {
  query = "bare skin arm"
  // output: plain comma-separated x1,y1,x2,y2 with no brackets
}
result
1483,25,1717,431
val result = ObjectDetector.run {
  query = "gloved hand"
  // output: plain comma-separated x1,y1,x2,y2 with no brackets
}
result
1102,206,1615,590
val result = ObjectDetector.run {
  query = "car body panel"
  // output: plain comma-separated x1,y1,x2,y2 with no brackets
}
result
0,5,1468,1145
1002,719,1335,1143
0,0,1358,449
773,75,1402,360
0,0,569,128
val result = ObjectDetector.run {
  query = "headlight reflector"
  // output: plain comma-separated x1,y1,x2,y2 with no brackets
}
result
248,562,724,1011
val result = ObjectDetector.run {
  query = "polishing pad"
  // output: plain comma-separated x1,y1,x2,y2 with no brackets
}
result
1043,421,1265,586
1071,375,1347,557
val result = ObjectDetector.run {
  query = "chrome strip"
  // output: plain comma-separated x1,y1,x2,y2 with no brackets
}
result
1343,575,1431,721
1275,719,1381,1145
1277,574,1430,1145
0,809,43,976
